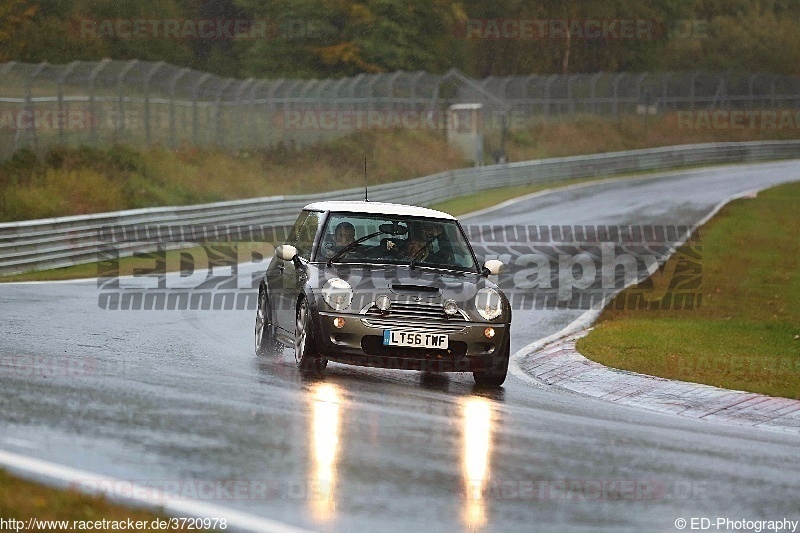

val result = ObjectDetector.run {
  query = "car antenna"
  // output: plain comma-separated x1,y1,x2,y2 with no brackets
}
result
364,157,369,202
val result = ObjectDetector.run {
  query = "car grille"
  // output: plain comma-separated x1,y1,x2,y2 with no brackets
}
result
361,301,468,333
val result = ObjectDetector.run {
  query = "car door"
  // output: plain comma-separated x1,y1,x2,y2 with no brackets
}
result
273,210,321,333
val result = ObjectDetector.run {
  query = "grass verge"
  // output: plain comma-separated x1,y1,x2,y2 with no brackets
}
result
0,467,171,529
3,112,800,222
576,181,800,399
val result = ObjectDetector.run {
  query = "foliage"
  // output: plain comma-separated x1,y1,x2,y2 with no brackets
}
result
1,1,799,77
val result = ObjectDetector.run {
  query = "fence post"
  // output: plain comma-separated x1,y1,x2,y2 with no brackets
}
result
115,60,139,144
544,74,557,117
266,79,285,146
87,59,111,145
234,78,254,148
215,79,235,146
567,74,578,115
612,73,624,116
22,63,48,151
689,71,700,110
56,61,79,146
191,73,211,145
248,80,264,148
168,68,190,148
387,70,404,111
143,61,165,146
409,71,425,112
590,72,602,114
661,73,671,112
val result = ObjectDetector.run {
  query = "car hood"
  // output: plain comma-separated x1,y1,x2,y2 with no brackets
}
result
305,263,508,320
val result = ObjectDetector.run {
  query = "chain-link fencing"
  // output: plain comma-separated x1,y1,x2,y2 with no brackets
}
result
1,60,799,161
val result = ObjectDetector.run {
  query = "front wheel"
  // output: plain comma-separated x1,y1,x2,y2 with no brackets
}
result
255,288,282,356
295,298,327,373
473,331,509,387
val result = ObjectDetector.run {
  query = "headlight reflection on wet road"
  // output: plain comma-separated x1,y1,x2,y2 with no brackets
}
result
309,382,342,522
462,396,493,529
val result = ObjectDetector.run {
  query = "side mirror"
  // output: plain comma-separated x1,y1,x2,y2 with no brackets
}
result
275,244,298,262
482,259,505,276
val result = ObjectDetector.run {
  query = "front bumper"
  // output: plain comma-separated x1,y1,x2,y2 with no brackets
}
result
315,310,509,372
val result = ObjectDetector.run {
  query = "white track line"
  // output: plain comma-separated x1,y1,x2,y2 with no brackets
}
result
0,449,315,533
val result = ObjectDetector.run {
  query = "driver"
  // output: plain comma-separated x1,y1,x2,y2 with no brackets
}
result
324,222,356,258
334,222,355,249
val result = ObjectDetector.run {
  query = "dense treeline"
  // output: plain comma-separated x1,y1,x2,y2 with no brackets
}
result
1,0,799,78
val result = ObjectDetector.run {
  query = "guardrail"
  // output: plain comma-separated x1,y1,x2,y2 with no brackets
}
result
1,140,799,276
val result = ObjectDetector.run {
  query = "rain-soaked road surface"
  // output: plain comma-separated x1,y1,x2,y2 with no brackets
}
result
1,161,799,532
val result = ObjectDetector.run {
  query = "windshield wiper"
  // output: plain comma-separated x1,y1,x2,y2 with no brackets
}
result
327,230,382,266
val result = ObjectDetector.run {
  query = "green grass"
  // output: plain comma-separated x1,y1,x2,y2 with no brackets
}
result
577,181,800,399
0,468,172,530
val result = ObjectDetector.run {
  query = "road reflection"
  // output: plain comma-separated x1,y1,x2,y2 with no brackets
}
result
308,382,342,522
461,396,493,529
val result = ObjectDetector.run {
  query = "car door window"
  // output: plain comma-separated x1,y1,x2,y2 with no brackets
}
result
287,210,321,260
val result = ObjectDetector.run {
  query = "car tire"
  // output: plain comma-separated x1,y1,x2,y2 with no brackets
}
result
473,331,509,387
255,287,282,356
295,297,328,373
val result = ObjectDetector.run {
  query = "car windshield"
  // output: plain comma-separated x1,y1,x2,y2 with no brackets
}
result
316,213,478,272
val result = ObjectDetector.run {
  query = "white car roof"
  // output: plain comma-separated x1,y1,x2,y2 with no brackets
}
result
303,200,456,220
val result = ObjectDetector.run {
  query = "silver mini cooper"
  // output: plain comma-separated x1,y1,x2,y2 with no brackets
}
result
254,201,511,386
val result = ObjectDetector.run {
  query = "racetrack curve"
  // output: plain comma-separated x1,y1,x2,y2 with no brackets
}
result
1,161,800,532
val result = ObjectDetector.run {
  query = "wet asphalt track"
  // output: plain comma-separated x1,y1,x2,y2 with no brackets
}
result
1,161,800,532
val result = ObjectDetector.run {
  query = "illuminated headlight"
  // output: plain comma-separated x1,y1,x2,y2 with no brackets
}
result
322,278,352,311
376,294,391,312
443,299,459,316
475,288,503,320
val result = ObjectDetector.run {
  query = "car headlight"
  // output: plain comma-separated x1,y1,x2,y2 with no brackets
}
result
322,278,353,311
475,288,503,320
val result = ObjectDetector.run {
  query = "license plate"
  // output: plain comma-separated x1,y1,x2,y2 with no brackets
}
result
383,330,448,349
